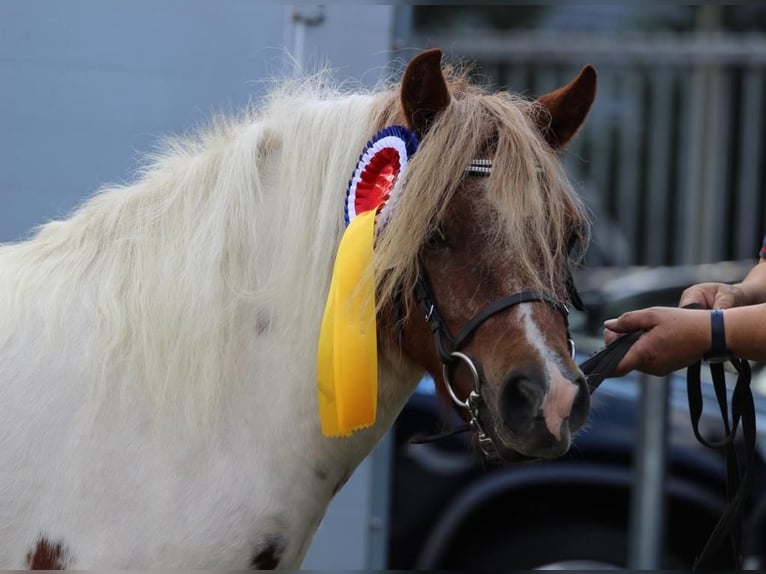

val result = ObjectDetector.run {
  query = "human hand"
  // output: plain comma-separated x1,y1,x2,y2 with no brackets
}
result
679,282,747,310
603,306,710,377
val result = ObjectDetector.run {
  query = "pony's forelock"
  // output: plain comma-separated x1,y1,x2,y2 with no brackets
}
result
374,75,590,315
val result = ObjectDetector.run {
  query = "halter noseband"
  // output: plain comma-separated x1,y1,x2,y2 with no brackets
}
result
408,159,578,461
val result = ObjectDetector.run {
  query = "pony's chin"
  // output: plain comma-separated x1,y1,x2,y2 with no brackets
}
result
487,440,571,465
482,423,573,464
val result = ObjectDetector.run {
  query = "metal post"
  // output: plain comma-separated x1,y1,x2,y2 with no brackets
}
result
290,5,325,77
366,432,393,570
627,373,671,569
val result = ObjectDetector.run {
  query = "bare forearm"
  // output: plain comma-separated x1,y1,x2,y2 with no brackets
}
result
604,304,766,377
736,259,766,305
604,259,766,378
721,303,766,362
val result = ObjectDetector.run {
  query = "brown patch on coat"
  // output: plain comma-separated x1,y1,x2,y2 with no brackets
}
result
255,311,271,335
26,537,68,570
332,468,352,496
250,536,286,570
313,465,328,481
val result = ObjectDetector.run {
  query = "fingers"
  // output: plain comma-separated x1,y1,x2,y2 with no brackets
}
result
602,335,665,378
601,334,647,378
712,288,739,310
608,355,632,378
602,308,673,377
603,309,656,335
601,311,655,378
602,307,710,378
679,284,714,308
604,327,620,345
679,283,740,309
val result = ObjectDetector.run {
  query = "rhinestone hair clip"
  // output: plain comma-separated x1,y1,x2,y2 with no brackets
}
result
465,159,492,176
465,159,547,176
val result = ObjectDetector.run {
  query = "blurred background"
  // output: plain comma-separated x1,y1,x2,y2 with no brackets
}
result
5,3,766,265
3,2,766,570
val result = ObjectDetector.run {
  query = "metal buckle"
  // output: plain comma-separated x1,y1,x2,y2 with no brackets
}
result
442,353,500,460
470,413,499,461
424,303,435,323
441,351,481,409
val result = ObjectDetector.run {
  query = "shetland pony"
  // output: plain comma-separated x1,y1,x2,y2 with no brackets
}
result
0,49,595,568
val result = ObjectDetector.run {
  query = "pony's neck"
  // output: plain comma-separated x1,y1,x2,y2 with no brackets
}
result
244,91,423,473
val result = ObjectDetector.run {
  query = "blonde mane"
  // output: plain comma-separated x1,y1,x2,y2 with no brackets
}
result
0,67,588,430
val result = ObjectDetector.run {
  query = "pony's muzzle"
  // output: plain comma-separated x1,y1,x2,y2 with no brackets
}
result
499,366,589,458
568,373,590,430
500,368,546,429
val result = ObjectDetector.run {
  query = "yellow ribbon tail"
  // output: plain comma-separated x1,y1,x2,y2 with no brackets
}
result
317,210,378,437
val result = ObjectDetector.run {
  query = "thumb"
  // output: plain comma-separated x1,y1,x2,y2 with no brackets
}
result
679,286,710,309
712,289,737,310
603,310,653,334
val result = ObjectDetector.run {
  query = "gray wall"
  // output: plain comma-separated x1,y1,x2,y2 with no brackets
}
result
0,1,394,242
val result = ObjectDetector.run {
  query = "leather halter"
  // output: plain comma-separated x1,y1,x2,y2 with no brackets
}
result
407,158,579,460
412,265,576,461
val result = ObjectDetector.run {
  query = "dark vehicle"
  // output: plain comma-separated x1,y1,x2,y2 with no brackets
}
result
387,263,766,570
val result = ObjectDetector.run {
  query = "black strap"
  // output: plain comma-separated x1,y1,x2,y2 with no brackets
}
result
413,270,567,365
566,266,585,311
681,303,753,568
453,291,558,349
580,330,643,393
688,354,755,569
578,304,756,569
409,423,472,444
704,309,730,362
412,272,456,363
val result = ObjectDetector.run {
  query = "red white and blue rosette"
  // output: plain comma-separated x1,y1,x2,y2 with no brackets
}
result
344,126,419,228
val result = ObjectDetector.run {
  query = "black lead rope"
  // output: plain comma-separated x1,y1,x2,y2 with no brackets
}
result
579,329,643,393
409,422,472,444
686,355,756,569
578,304,756,570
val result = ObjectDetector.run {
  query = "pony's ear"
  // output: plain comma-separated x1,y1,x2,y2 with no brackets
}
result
535,65,597,149
400,49,451,137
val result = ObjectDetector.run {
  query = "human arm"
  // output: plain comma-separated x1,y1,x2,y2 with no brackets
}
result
604,303,766,377
680,258,766,309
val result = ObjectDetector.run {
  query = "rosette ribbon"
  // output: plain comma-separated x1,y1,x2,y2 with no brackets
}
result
317,126,419,436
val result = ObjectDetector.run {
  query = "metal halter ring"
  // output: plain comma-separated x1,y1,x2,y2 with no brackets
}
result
441,351,481,410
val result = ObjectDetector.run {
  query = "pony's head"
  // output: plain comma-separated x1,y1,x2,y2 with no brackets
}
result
374,50,596,461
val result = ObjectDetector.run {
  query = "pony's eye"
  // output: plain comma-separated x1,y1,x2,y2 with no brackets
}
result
567,226,586,257
425,225,450,250
567,232,578,253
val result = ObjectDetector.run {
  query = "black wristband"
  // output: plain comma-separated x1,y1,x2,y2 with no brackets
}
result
703,309,730,363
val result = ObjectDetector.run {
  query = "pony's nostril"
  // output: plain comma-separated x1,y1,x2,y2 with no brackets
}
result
501,371,545,429
568,375,590,430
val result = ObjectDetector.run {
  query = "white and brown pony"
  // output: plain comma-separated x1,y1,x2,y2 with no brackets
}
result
0,49,596,569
